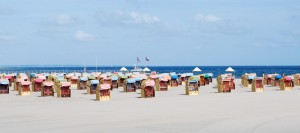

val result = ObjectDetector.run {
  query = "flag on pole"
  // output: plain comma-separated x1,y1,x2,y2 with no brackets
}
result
137,57,140,63
146,57,150,62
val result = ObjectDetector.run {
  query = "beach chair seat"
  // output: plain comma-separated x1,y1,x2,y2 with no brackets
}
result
18,81,31,96
170,75,179,87
41,81,54,96
199,75,205,86
111,76,118,89
186,80,199,95
141,80,155,98
57,82,71,97
4,75,13,86
33,78,43,92
78,77,88,90
135,77,143,89
96,84,111,101
219,79,231,93
159,78,169,91
118,75,128,87
280,76,293,91
124,78,136,92
0,79,9,94
252,78,264,92
87,80,99,94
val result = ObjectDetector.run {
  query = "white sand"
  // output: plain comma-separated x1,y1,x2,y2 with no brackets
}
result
1,79,300,133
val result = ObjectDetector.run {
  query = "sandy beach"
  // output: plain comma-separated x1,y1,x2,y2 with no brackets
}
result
1,79,300,133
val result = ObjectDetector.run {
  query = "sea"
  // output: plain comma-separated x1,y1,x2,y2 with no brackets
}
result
0,66,299,78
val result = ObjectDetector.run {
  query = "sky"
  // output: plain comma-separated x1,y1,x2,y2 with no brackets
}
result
0,0,300,66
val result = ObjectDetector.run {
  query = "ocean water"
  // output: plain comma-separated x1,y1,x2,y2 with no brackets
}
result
0,66,299,78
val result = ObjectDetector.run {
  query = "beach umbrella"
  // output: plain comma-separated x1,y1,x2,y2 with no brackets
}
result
192,67,202,72
143,67,151,72
225,67,235,72
120,67,128,71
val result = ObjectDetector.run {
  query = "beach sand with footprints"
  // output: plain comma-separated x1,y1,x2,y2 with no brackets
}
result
1,79,300,133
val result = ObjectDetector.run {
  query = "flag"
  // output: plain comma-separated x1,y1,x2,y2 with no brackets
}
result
137,57,140,63
146,57,150,62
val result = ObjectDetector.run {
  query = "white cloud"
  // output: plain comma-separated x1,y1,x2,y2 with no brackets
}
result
126,11,160,24
96,11,161,25
74,31,95,42
41,14,81,26
194,14,221,23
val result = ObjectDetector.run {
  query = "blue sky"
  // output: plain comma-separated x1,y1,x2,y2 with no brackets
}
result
0,0,299,66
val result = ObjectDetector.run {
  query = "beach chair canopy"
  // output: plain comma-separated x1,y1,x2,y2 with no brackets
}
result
91,80,99,85
150,75,157,79
80,77,88,82
275,75,282,79
0,80,9,85
4,75,13,79
100,83,111,90
135,77,142,81
104,77,112,80
21,81,31,86
189,80,198,83
207,73,213,77
255,77,263,81
34,78,44,83
145,80,155,87
222,78,231,82
171,75,178,80
30,73,37,78
88,76,96,80
169,72,176,75
160,77,169,82
120,75,128,79
248,75,255,80
284,77,292,81
43,73,50,77
43,81,54,87
185,73,194,77
112,76,118,81
127,78,136,84
204,74,209,78
57,79,67,83
189,76,199,81
16,78,24,82
61,82,71,87
71,76,78,80
38,75,47,80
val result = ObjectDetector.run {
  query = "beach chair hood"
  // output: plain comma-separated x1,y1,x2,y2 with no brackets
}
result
91,80,99,85
100,83,111,90
127,78,136,84
80,77,88,82
0,79,9,85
